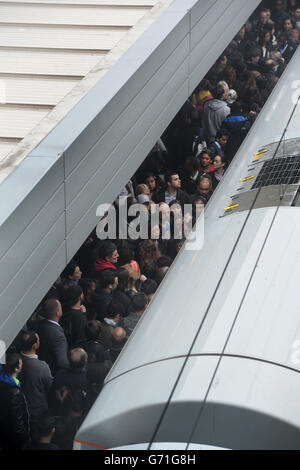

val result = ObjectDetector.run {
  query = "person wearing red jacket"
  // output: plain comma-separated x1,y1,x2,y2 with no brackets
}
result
94,241,119,275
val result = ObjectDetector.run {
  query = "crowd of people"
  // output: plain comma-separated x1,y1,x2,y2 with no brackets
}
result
1,0,299,451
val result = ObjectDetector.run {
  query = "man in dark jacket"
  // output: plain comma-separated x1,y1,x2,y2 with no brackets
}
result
0,353,30,450
208,129,230,159
19,331,53,443
61,285,88,349
92,269,118,321
124,293,148,337
37,299,69,376
152,170,190,208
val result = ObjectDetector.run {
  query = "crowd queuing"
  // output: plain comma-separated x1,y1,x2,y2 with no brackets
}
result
1,0,299,451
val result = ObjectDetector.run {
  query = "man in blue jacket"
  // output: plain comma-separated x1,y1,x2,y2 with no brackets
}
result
0,352,30,450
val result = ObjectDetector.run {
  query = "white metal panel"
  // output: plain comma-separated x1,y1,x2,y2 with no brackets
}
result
0,214,65,324
0,25,128,50
1,0,158,4
0,4,147,26
0,141,17,159
150,356,219,446
190,0,232,51
225,207,300,368
0,157,64,259
192,357,300,449
0,242,67,347
1,76,79,105
0,49,104,77
75,357,186,450
0,0,169,173
191,208,277,356
0,212,65,328
0,106,51,138
0,185,64,295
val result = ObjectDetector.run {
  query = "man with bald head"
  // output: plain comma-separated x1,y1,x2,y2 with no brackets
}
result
52,348,89,419
110,327,127,362
193,175,213,203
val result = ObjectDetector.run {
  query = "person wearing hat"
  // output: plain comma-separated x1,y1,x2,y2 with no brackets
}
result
60,285,88,349
226,89,238,105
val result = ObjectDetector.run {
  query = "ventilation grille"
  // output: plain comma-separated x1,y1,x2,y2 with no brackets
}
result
251,156,300,190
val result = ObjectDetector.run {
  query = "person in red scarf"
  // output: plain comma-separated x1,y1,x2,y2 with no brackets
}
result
94,241,119,275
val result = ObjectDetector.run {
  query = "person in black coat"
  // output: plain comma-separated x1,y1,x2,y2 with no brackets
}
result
60,285,88,349
92,270,119,321
180,156,202,195
152,170,190,208
113,268,133,317
0,353,30,450
79,320,112,364
37,299,69,376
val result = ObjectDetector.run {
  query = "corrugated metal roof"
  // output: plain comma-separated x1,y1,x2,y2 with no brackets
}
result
0,0,165,174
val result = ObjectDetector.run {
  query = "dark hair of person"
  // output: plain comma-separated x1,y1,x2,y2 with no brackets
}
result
3,352,21,374
156,256,173,268
117,268,130,290
211,84,226,100
140,279,158,296
198,174,213,189
200,149,213,160
38,416,56,438
62,260,79,279
98,269,118,289
118,247,135,266
246,47,261,61
216,129,230,140
65,285,83,307
166,238,185,259
230,101,243,115
165,170,178,185
106,301,125,319
98,241,117,260
79,278,95,296
20,331,38,352
144,171,155,180
43,298,59,320
155,266,169,286
85,320,102,341
132,292,148,312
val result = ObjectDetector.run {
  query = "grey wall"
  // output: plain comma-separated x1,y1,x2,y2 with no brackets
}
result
0,0,260,348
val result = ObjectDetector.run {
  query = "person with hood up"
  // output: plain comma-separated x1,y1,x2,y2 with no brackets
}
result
202,84,231,144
